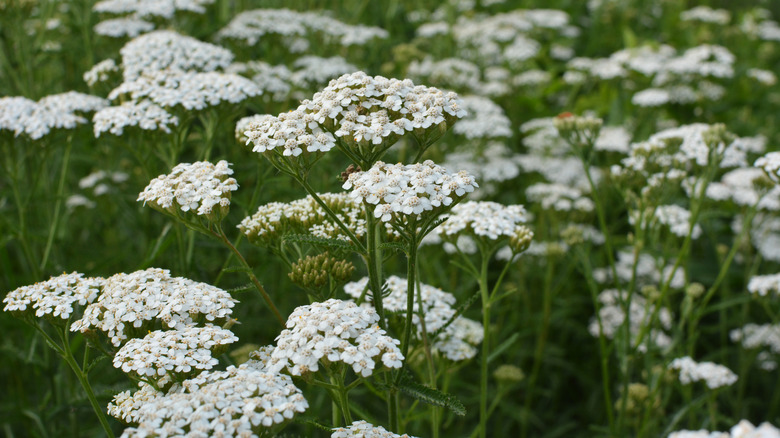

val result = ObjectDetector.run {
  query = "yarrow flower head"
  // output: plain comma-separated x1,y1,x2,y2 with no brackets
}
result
111,358,308,436
344,276,483,361
238,192,389,247
112,324,238,386
668,356,738,389
0,92,108,140
269,299,403,377
431,201,530,250
331,420,418,438
70,268,237,346
3,272,103,323
244,72,467,169
92,100,179,137
747,274,780,297
342,160,478,227
138,160,238,222
756,152,780,184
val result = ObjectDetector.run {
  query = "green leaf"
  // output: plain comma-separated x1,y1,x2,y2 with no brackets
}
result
283,234,355,251
378,241,408,254
293,416,333,432
221,265,251,274
432,289,480,340
488,333,519,364
398,373,466,416
228,283,255,294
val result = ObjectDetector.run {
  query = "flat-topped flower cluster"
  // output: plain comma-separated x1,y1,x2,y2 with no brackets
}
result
3,272,103,321
111,358,308,437
243,71,467,161
138,160,238,219
71,268,237,346
668,356,738,389
112,324,238,382
342,160,478,223
268,299,403,377
238,192,376,246
0,92,108,139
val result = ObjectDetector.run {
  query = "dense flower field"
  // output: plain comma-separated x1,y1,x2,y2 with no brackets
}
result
2,0,780,437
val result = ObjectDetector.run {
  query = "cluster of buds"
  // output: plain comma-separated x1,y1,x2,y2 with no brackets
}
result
553,112,603,154
288,252,355,293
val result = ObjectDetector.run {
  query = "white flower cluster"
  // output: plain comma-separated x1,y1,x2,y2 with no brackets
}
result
227,61,294,102
520,117,570,156
707,168,779,210
680,6,730,25
94,0,214,19
343,160,478,223
747,68,777,86
441,142,521,188
589,288,673,353
244,72,467,160
593,249,685,289
93,100,179,137
113,359,308,436
526,183,594,213
431,200,527,241
113,325,238,381
71,268,237,346
344,276,483,361
138,160,238,218
516,155,594,191
755,152,780,183
0,92,108,139
668,356,738,389
450,9,576,66
238,192,375,246
108,70,261,111
653,204,702,239
94,17,154,38
269,299,403,377
595,126,632,154
451,96,512,139
669,420,780,438
83,59,118,86
290,56,358,88
730,323,780,370
741,213,780,262
747,274,780,297
407,57,482,91
217,8,388,48
3,272,103,320
331,420,418,438
119,30,234,81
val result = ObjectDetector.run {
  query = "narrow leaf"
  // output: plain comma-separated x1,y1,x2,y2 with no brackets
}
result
228,283,255,294
488,333,519,364
284,234,354,251
432,289,480,340
398,373,466,416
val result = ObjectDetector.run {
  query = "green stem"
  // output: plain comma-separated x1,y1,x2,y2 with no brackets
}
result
214,224,284,326
34,324,115,438
477,249,490,438
40,139,72,272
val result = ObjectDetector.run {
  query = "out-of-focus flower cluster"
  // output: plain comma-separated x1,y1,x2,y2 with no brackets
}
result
345,276,483,361
0,92,107,139
668,356,738,389
238,192,384,247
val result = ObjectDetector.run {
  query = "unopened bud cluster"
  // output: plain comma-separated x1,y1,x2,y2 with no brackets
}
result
553,113,603,148
288,252,355,290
